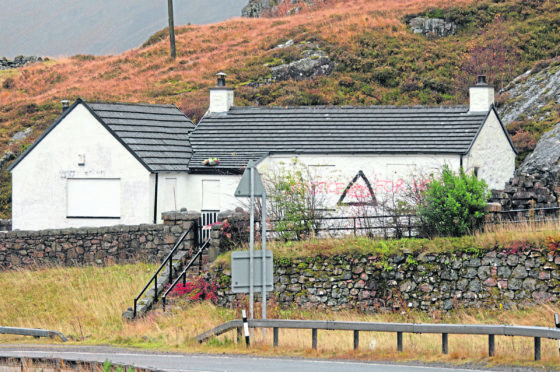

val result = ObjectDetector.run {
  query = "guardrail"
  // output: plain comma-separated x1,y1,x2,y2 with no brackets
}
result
195,319,560,361
0,326,68,342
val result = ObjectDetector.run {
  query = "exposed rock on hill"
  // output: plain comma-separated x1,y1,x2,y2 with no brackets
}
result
491,123,560,210
498,60,560,125
0,56,43,70
408,17,457,37
271,48,334,82
242,0,318,17
242,0,275,17
248,41,335,86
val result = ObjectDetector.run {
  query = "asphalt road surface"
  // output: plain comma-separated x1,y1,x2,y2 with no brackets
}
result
0,345,489,372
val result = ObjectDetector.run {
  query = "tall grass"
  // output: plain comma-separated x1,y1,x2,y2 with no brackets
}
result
1,259,560,367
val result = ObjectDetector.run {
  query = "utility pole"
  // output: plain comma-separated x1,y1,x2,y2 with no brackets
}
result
167,0,176,59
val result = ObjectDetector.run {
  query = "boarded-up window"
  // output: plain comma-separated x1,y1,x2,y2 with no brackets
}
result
67,178,120,218
202,180,220,211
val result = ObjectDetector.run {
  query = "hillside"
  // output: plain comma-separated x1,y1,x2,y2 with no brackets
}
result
0,0,559,218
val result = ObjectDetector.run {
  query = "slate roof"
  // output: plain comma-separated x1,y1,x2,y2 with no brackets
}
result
189,151,269,172
189,105,497,170
9,98,195,173
87,101,194,172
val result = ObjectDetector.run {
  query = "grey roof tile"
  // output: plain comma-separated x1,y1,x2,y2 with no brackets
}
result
88,101,194,172
190,106,489,169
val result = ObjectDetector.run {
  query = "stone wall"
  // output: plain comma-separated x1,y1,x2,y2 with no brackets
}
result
0,211,200,269
209,248,560,312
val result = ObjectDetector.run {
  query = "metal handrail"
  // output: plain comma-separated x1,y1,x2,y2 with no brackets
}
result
161,238,211,311
195,318,560,360
0,326,68,342
133,224,194,318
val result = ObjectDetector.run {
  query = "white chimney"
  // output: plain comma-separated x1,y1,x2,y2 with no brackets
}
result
209,72,234,113
469,75,494,112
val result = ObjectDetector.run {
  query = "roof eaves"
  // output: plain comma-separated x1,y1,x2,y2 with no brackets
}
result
463,108,492,155
491,105,518,154
8,98,84,172
465,105,517,155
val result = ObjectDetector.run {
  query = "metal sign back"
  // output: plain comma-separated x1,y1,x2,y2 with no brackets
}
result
234,160,266,197
231,250,273,293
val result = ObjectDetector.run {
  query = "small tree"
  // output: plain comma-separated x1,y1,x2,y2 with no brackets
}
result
263,159,327,240
418,165,489,237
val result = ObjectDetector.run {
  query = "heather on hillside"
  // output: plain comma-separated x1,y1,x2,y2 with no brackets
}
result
0,0,559,218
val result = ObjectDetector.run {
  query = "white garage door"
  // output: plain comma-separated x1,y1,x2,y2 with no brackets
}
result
67,178,121,218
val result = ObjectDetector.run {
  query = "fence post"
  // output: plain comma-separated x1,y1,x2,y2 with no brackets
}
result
407,215,411,238
353,330,359,350
534,337,541,361
488,334,495,357
442,333,448,354
397,332,403,352
353,217,356,236
273,327,279,347
312,328,318,350
237,327,242,344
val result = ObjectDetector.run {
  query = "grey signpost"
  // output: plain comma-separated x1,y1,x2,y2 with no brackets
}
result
234,160,270,325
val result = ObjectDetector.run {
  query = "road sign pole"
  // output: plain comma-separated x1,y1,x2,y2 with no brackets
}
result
262,192,267,321
249,165,255,322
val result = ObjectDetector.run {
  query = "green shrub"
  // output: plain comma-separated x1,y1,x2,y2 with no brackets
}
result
418,165,490,237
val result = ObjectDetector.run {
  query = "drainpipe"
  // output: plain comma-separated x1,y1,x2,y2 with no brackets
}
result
153,173,159,224
460,155,463,170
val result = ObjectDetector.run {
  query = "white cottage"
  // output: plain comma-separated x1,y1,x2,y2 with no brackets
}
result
188,75,517,213
9,75,517,230
8,99,195,230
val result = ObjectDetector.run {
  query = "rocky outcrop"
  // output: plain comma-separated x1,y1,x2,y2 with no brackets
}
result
271,48,334,82
242,0,318,17
498,60,560,125
242,0,275,17
0,56,43,70
249,41,335,86
491,123,560,210
408,17,457,38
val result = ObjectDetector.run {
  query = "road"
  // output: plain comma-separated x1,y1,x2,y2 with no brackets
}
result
0,345,489,372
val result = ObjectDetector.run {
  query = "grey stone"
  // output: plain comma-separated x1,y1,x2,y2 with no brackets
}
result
408,17,457,37
512,265,528,279
457,278,469,291
441,270,458,281
468,279,482,293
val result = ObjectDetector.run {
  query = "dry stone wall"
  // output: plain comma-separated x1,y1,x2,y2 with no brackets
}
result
209,248,560,312
0,211,200,269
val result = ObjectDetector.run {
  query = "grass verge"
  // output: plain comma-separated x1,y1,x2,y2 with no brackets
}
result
0,261,560,369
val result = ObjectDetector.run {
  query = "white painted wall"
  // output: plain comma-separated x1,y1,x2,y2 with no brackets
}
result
12,103,154,230
183,174,242,212
464,110,516,190
155,171,190,223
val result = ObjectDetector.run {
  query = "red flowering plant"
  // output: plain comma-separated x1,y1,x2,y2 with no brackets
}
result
168,277,218,302
546,236,560,257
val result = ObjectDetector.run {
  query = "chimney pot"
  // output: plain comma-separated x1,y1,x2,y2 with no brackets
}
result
477,75,487,85
61,100,70,113
216,72,227,87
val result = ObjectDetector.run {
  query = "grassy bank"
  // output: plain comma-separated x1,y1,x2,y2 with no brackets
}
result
2,224,560,368
214,220,560,267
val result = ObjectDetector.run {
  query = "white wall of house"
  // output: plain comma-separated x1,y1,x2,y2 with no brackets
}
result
11,104,154,230
155,172,190,223
464,110,516,190
257,154,461,209
183,174,242,213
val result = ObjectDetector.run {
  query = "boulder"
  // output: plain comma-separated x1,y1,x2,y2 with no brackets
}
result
408,17,457,37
